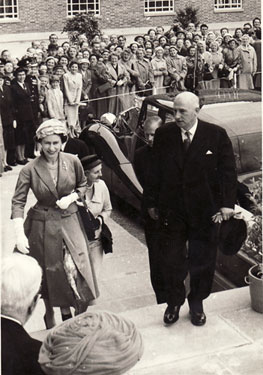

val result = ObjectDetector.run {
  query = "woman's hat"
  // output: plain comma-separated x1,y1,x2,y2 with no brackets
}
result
134,35,145,43
81,154,102,171
39,311,144,375
78,58,90,65
35,119,67,140
218,217,247,256
228,38,239,46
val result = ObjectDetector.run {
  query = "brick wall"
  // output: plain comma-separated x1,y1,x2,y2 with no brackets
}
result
0,0,261,35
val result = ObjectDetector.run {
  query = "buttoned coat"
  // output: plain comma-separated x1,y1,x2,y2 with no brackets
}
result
11,80,34,123
11,152,99,307
1,317,44,375
46,87,65,120
145,120,237,230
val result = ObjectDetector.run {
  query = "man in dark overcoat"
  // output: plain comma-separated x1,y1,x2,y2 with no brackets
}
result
1,253,44,375
134,116,166,304
144,92,237,326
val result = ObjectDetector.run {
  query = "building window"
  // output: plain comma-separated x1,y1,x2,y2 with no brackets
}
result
144,0,174,14
67,0,100,17
214,0,242,11
0,0,18,19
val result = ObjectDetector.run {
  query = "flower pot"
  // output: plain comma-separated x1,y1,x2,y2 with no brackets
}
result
245,264,263,313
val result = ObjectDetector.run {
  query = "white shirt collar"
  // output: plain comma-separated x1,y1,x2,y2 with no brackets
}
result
181,119,198,141
1,314,22,325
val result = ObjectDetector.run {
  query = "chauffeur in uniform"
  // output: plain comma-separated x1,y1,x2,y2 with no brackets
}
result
144,92,237,326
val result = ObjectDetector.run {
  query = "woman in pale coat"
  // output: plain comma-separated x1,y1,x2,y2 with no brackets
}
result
11,120,99,329
81,155,112,278
63,61,82,135
150,46,168,94
106,52,129,114
237,34,257,89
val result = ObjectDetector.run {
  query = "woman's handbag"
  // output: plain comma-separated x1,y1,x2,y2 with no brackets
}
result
77,195,98,241
98,215,113,254
97,81,112,94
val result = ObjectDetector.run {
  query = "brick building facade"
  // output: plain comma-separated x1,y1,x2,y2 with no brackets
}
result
0,1,261,39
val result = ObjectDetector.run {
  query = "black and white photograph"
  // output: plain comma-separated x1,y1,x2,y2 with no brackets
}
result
0,1,262,374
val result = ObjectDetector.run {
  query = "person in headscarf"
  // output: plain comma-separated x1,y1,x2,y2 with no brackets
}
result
11,119,99,329
39,311,144,375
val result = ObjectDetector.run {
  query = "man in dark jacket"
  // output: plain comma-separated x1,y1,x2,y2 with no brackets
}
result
134,116,166,304
144,92,237,326
1,253,44,375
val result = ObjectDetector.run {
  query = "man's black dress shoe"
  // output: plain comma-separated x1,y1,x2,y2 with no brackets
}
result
189,310,206,326
4,165,12,171
163,305,180,325
9,162,17,167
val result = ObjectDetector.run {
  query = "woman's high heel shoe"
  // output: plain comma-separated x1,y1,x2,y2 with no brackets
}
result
61,312,73,321
44,314,56,329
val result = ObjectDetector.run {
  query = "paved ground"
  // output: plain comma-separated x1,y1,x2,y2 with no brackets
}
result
1,164,262,374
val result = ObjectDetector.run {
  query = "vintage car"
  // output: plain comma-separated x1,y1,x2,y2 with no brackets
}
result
80,89,262,290
80,89,261,210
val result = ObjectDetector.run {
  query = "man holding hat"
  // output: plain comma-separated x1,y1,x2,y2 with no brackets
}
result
144,91,237,327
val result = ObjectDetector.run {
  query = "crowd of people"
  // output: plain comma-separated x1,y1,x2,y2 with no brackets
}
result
0,17,261,175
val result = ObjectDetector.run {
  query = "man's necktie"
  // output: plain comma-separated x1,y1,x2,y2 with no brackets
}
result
183,131,191,153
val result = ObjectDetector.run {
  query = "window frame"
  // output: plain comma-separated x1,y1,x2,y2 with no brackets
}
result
67,0,100,18
214,0,243,13
144,0,174,16
0,0,19,22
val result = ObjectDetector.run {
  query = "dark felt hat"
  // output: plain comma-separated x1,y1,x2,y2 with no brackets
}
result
17,57,32,68
81,154,102,171
218,217,247,256
134,35,146,43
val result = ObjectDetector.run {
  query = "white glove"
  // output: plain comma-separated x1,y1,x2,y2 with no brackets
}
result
56,192,78,210
13,217,29,254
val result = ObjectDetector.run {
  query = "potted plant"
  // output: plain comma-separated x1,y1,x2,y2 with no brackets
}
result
242,177,263,313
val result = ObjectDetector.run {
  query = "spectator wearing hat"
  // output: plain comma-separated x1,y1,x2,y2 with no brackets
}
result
0,72,17,168
11,119,99,328
166,45,187,92
221,38,240,88
134,48,154,96
134,35,145,46
106,52,129,114
150,46,168,94
221,33,233,51
11,67,35,165
129,42,140,61
81,155,112,277
45,56,56,77
119,48,139,109
39,311,143,375
1,254,44,375
46,75,65,122
236,34,257,89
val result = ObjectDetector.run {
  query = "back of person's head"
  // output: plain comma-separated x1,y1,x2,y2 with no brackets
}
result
1,254,42,320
